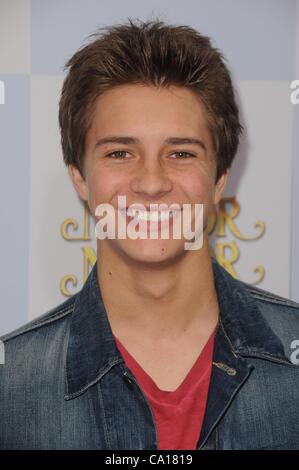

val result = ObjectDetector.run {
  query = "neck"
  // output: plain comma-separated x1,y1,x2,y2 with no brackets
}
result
96,234,219,339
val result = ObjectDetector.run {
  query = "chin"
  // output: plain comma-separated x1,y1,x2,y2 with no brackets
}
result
114,238,187,266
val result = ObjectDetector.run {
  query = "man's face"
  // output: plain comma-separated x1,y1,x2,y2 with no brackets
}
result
69,83,228,264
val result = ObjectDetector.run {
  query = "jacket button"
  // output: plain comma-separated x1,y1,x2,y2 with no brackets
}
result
123,372,135,389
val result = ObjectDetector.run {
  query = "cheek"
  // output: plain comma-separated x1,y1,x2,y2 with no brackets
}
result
87,168,124,209
185,173,213,202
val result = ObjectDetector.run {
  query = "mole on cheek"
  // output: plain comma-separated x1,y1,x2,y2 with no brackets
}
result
108,271,112,275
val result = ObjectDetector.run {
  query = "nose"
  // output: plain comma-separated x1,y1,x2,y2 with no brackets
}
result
130,158,173,201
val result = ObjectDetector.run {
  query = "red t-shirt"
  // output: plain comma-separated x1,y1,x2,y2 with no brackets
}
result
114,327,216,450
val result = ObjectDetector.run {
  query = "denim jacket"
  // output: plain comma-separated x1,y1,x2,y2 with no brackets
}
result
1,258,299,450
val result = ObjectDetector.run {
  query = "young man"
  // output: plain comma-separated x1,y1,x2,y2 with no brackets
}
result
1,19,299,450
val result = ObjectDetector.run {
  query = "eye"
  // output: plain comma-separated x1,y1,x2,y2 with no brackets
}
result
105,150,196,160
170,151,196,159
106,150,129,159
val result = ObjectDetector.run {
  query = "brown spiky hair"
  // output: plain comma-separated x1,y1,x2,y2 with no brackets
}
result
59,18,243,181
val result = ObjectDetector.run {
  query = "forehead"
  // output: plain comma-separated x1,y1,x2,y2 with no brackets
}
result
88,83,211,140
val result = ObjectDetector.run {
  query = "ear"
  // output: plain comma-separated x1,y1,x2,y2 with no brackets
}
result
68,165,88,202
214,169,229,205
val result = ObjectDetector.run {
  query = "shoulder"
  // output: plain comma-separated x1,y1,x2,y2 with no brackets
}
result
0,295,77,390
213,257,299,323
0,295,78,415
0,294,77,345
243,282,299,310
238,279,299,342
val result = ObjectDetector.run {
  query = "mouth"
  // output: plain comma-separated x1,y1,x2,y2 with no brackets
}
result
119,207,182,223
120,207,181,222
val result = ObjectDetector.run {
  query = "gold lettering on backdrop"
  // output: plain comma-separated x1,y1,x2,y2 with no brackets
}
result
60,203,96,296
60,274,78,297
216,196,265,240
60,196,266,296
60,202,90,240
59,248,97,296
208,196,265,284
215,241,240,279
82,246,97,282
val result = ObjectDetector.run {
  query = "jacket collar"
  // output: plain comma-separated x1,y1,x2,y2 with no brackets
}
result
64,258,290,400
65,263,124,400
210,257,289,361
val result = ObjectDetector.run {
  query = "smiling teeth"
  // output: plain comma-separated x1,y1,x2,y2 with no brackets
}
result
124,208,178,222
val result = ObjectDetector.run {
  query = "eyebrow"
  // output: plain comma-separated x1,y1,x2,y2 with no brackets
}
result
94,136,206,152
